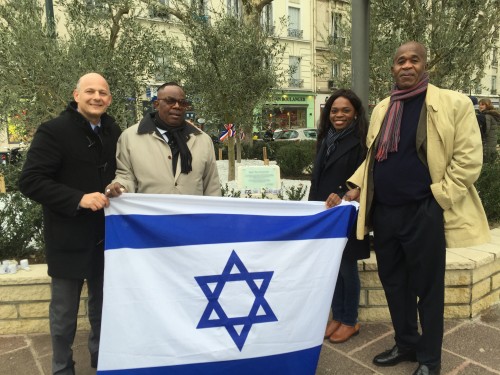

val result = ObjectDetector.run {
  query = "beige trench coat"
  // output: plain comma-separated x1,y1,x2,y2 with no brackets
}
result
348,84,490,248
113,120,221,197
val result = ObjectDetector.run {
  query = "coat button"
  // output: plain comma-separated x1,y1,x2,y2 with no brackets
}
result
175,183,178,186
168,156,172,159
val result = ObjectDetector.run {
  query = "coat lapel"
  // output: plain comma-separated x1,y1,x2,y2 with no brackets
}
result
323,132,360,171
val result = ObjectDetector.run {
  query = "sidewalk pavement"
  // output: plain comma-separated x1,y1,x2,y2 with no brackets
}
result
1,304,499,375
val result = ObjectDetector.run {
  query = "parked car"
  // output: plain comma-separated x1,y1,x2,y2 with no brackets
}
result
274,128,317,141
273,129,285,140
0,147,21,165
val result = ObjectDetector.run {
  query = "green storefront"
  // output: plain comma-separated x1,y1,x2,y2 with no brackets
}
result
258,92,316,130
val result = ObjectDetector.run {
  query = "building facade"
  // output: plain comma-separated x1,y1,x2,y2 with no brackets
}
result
1,0,499,149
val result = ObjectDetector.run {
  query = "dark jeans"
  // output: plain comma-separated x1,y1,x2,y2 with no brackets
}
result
331,257,361,326
50,275,103,375
372,196,446,368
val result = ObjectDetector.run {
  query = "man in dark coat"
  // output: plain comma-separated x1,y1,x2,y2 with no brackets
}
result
19,72,121,375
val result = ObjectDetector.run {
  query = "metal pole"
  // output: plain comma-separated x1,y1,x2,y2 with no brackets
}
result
351,0,370,109
45,0,55,38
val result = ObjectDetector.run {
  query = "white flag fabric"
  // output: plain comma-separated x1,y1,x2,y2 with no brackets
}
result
98,194,358,375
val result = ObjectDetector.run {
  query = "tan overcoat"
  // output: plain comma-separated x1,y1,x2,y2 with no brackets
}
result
348,84,490,248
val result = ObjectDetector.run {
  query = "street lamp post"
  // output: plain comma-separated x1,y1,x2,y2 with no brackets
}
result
45,0,56,38
351,0,370,108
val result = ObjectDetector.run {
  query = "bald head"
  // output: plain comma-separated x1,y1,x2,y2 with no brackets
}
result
75,73,110,92
73,72,112,124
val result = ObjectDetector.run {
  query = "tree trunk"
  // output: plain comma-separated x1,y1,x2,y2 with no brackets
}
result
228,137,236,181
236,136,242,163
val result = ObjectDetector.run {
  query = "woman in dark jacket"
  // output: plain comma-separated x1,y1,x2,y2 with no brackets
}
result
309,89,370,343
478,98,499,163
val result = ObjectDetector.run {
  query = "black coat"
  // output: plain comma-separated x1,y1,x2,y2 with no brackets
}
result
19,102,122,279
309,131,370,262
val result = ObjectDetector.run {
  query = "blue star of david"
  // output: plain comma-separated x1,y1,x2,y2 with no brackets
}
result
195,250,278,351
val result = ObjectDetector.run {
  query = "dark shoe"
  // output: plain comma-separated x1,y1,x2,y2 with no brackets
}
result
329,323,360,343
373,345,417,367
412,364,441,375
324,320,341,339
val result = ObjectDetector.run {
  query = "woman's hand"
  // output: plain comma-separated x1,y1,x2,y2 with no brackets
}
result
343,187,360,202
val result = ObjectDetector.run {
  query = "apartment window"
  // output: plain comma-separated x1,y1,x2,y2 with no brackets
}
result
151,0,170,19
492,76,497,95
227,0,242,17
261,3,274,34
492,47,498,67
475,82,482,95
191,0,209,22
191,0,207,15
86,0,107,10
330,13,345,45
155,55,171,82
288,7,303,39
332,62,341,78
289,56,303,88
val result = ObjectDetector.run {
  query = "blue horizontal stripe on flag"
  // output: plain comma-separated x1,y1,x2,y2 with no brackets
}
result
105,205,356,250
97,345,321,375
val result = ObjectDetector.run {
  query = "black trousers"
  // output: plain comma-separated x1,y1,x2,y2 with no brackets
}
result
372,196,446,367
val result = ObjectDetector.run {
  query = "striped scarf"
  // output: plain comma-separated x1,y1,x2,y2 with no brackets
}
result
325,121,356,158
375,73,429,161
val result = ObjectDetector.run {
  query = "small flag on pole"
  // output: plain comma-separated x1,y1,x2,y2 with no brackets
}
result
219,123,235,141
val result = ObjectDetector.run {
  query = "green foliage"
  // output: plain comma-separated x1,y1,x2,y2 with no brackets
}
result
220,183,241,198
0,152,45,259
161,7,285,132
0,192,44,260
275,141,316,178
369,0,500,101
476,160,500,224
158,5,286,180
278,184,308,201
0,155,24,193
241,141,278,160
319,1,500,103
0,0,166,133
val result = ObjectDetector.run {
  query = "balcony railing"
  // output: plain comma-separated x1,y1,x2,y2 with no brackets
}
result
287,28,303,39
327,35,346,46
288,78,304,88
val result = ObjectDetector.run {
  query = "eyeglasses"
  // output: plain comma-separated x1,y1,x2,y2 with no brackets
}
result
156,97,190,108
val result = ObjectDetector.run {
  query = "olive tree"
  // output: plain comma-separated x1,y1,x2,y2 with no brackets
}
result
317,0,500,104
146,0,285,181
0,0,165,138
369,0,500,101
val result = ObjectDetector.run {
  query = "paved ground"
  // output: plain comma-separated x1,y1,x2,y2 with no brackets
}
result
1,304,499,375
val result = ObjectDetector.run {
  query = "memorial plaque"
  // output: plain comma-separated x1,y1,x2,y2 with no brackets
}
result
237,165,280,195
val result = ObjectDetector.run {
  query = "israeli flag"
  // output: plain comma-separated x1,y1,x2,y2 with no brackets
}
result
99,194,357,375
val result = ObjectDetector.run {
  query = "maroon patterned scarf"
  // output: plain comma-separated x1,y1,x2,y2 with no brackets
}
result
375,73,429,161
